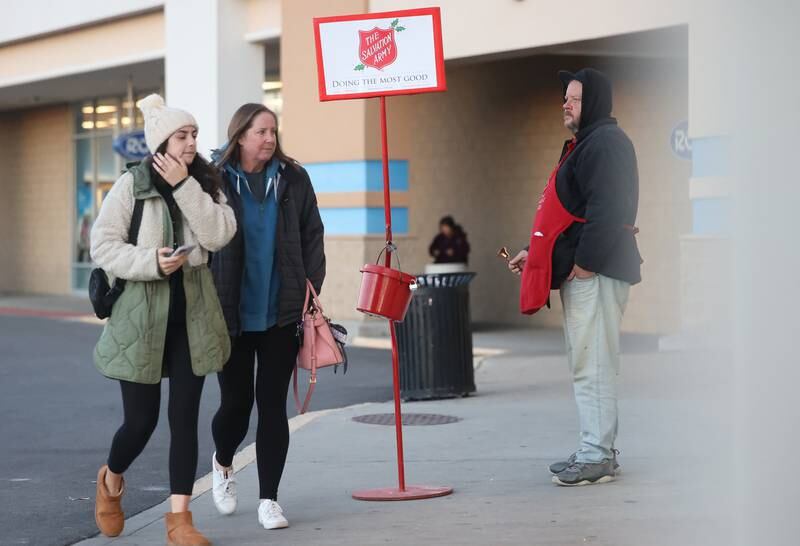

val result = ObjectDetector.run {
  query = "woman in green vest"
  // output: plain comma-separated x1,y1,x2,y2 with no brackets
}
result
90,94,236,546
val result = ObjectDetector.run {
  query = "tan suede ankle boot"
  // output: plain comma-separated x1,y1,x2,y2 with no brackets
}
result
94,465,125,537
165,511,211,546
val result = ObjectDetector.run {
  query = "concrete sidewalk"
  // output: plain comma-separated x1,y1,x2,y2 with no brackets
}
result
0,292,94,316
75,341,733,546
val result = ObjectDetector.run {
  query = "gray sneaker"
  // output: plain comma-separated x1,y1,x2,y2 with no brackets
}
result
552,458,616,486
548,453,577,475
549,449,620,475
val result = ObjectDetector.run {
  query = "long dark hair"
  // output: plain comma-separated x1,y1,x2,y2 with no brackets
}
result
214,103,295,170
149,142,222,203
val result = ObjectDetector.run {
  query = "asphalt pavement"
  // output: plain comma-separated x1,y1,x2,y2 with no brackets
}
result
0,310,393,546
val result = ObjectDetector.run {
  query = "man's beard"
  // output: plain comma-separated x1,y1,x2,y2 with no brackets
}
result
564,116,579,134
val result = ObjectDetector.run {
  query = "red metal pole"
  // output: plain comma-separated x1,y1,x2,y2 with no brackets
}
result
389,321,406,491
352,95,451,502
380,95,393,262
380,95,406,492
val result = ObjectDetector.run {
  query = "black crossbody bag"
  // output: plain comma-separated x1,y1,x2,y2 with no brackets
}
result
88,199,144,319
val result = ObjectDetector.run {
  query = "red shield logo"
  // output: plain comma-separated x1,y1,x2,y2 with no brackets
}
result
358,27,397,70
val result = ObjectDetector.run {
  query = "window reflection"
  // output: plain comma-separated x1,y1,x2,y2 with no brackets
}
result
72,93,155,290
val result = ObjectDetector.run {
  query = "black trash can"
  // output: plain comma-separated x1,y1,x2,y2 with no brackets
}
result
395,272,477,400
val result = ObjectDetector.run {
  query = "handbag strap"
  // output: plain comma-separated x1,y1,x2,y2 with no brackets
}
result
300,279,324,318
293,365,316,415
293,312,318,414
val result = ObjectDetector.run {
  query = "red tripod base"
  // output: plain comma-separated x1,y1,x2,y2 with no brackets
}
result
352,485,453,501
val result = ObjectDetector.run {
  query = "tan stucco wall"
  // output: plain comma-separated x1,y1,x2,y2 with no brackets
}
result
280,0,370,163
280,0,382,324
246,0,282,35
0,115,13,289
0,11,164,88
0,106,73,294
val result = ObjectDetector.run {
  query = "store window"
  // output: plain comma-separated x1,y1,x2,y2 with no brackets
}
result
262,80,283,127
263,39,282,126
72,93,152,291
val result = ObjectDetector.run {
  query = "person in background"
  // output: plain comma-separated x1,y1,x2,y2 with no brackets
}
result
429,215,470,264
77,213,91,262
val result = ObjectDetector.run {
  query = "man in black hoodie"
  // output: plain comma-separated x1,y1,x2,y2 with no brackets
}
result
509,68,641,486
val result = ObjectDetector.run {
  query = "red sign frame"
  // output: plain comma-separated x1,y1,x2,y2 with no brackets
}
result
313,7,447,101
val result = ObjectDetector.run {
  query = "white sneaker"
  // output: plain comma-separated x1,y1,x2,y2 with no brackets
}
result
211,452,237,515
257,499,289,530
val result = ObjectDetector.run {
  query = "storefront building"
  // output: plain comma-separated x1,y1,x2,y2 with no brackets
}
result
0,0,728,338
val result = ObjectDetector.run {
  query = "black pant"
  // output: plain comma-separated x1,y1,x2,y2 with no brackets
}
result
106,322,205,495
212,324,298,500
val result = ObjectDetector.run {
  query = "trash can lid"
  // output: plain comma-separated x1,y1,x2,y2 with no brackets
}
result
414,272,476,287
360,263,417,285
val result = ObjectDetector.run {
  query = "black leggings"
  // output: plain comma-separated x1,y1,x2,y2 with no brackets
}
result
106,322,205,495
212,324,298,500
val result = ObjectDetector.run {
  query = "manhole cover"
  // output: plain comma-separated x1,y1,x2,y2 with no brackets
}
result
352,413,462,426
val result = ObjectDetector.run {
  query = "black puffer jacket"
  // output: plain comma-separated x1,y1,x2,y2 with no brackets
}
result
550,68,641,287
210,161,326,335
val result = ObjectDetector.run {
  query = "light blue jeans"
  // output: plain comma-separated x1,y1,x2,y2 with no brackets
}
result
560,274,630,463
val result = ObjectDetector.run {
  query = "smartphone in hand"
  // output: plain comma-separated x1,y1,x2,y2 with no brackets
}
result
170,244,196,258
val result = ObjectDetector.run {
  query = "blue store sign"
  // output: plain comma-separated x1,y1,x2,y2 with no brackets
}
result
113,130,149,160
670,120,692,160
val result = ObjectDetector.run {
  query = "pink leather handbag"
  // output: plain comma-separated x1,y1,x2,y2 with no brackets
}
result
293,279,345,414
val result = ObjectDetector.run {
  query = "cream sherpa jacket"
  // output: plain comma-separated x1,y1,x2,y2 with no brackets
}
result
90,167,236,281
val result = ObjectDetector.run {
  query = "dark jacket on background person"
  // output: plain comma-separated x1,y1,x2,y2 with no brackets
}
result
550,68,641,288
429,228,470,264
209,157,326,336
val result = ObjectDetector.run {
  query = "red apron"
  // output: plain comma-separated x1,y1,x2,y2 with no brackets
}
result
520,140,586,315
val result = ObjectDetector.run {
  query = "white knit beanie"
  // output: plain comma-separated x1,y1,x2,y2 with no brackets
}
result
136,94,198,153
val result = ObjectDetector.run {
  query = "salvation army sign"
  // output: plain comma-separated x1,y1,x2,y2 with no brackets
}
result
313,7,446,101
359,26,397,70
